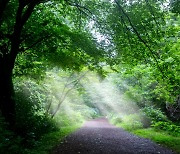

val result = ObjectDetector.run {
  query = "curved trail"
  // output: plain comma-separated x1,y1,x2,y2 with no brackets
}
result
52,118,174,154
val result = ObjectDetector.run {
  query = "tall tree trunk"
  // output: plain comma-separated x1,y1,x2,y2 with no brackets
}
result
0,1,37,127
0,0,10,25
0,54,15,127
0,0,41,128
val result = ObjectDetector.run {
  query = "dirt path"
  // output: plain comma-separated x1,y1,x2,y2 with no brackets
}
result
51,118,174,154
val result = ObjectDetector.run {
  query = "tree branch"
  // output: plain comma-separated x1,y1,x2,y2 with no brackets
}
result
21,2,37,26
67,0,105,31
114,0,167,79
0,0,10,26
145,0,160,28
20,34,51,53
9,0,42,69
51,71,88,118
68,2,94,16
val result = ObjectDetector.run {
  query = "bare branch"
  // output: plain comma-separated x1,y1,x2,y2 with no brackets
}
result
51,71,88,118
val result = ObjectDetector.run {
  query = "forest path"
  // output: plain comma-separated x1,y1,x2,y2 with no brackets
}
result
51,118,174,154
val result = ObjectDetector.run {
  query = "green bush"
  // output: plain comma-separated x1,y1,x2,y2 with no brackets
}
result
110,112,151,130
91,109,100,119
141,106,168,123
56,112,84,127
0,78,58,153
0,116,23,153
14,79,57,147
110,114,144,131
120,114,143,131
152,121,180,136
120,120,143,131
111,115,123,125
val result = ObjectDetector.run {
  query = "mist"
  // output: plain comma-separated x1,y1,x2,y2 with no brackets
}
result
41,69,143,127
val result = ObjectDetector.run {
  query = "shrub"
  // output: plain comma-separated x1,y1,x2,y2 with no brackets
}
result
0,116,23,153
56,112,84,127
14,79,57,147
114,117,123,124
120,114,144,131
0,78,58,153
110,114,123,125
141,106,168,123
152,121,180,136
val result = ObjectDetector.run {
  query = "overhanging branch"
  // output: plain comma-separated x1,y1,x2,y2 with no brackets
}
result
114,0,167,79
20,34,52,53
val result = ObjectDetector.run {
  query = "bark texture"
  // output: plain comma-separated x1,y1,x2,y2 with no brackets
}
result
0,54,15,127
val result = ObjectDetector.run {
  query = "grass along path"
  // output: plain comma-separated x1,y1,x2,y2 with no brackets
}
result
132,128,180,154
26,126,79,154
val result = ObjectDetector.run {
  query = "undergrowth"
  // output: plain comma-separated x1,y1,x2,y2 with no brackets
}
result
110,106,180,153
133,128,180,153
0,117,78,154
26,126,79,154
0,78,82,154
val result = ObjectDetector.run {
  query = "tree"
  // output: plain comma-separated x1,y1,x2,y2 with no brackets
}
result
0,0,39,126
77,0,179,118
100,0,179,118
0,0,107,126
1,0,179,126
0,0,61,126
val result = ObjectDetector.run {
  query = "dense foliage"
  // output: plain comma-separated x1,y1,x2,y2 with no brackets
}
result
0,0,179,153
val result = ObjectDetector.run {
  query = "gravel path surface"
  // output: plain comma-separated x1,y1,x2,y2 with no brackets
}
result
52,118,174,154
